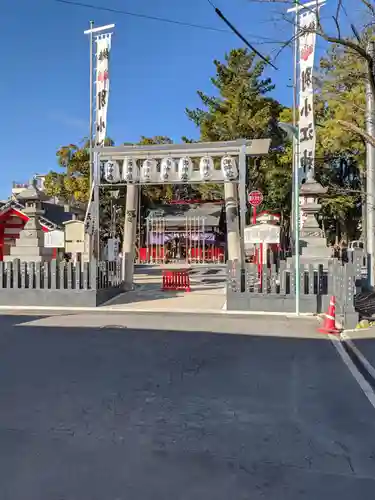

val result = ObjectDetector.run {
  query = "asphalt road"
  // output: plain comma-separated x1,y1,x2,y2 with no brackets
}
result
352,337,375,370
0,314,375,499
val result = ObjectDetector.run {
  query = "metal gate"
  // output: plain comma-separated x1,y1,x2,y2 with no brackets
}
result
139,216,225,265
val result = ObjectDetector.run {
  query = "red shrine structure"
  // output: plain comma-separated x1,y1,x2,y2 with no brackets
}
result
0,181,84,261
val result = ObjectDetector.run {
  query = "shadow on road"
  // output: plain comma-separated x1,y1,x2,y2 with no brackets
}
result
0,314,51,327
6,312,321,338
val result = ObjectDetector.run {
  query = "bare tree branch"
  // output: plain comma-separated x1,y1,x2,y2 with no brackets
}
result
361,0,375,16
248,0,375,147
333,0,343,39
268,0,375,116
337,120,375,147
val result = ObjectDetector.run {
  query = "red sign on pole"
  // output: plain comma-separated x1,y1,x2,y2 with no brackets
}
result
248,190,263,207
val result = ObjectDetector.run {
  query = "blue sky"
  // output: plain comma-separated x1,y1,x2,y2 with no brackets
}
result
1,0,364,199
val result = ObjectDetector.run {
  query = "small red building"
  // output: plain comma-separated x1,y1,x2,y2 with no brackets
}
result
0,195,84,261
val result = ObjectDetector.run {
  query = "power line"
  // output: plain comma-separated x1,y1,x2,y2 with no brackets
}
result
52,0,281,44
205,0,278,69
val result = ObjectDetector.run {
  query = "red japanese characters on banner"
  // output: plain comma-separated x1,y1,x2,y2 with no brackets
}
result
95,35,112,146
248,190,263,207
299,6,321,180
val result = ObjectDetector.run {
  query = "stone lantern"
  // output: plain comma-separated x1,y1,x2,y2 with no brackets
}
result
4,181,53,262
298,170,331,263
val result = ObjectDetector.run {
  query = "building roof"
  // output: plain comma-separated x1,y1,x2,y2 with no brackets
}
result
0,198,83,230
147,203,223,227
16,184,49,202
42,202,79,227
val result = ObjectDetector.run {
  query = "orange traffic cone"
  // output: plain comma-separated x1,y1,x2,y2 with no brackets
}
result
318,296,341,335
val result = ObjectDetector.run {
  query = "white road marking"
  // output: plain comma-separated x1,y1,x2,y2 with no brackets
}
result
329,334,375,410
341,332,375,381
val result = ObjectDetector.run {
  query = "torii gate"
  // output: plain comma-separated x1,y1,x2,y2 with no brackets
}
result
93,139,271,290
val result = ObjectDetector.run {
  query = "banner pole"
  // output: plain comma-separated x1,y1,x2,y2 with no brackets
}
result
89,20,94,194
84,22,115,261
294,1,301,316
88,21,94,260
287,0,326,315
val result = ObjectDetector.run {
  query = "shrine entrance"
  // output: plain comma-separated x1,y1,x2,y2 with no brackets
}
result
139,204,225,265
89,139,271,293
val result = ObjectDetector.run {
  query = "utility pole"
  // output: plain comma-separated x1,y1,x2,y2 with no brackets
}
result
366,41,375,286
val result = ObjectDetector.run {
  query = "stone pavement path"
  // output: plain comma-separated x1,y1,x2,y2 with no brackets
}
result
107,265,227,312
134,264,227,290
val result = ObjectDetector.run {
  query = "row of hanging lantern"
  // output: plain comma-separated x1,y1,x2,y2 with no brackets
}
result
102,155,238,183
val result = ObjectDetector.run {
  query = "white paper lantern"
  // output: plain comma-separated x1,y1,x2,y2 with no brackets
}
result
199,156,214,181
103,160,120,183
141,159,156,183
178,156,193,182
160,156,175,182
221,155,238,181
122,156,138,183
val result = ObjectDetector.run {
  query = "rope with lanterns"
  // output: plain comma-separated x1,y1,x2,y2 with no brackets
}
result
101,155,239,185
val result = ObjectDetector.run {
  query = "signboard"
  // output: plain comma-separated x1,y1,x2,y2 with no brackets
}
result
64,220,85,254
298,6,320,179
244,224,280,246
107,238,120,261
248,190,263,207
44,230,65,248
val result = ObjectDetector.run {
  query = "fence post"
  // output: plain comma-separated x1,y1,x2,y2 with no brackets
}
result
75,260,82,290
29,262,35,289
21,261,28,289
5,262,12,288
83,262,90,290
49,260,55,289
35,262,42,290
343,261,358,329
13,259,20,289
270,264,277,294
58,261,65,289
279,260,286,295
90,259,98,290
67,261,73,290
337,263,345,319
0,261,4,289
289,265,295,298
261,263,268,295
